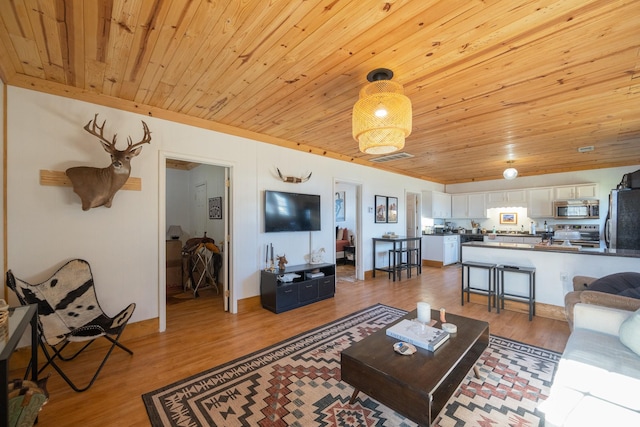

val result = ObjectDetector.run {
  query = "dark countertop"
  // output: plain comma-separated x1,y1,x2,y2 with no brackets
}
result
423,232,543,237
462,241,640,258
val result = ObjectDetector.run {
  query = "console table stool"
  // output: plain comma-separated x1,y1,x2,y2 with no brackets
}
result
461,261,497,311
389,247,420,280
496,265,536,321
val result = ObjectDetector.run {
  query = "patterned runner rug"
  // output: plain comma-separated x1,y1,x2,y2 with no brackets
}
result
142,304,560,426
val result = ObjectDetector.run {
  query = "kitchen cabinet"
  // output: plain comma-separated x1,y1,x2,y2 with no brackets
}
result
483,235,542,244
527,187,554,217
486,190,526,206
554,184,598,199
451,195,466,218
443,235,460,265
422,235,459,266
422,191,451,219
450,193,487,218
523,236,542,244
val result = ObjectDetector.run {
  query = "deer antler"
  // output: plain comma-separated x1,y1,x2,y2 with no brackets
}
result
126,120,152,150
84,113,118,149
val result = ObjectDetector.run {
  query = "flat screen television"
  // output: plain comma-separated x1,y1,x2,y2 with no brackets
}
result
264,190,321,232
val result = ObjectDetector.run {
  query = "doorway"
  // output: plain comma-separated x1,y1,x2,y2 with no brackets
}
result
335,180,362,282
159,154,232,332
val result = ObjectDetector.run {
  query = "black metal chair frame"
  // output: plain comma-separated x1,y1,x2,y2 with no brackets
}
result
6,260,135,392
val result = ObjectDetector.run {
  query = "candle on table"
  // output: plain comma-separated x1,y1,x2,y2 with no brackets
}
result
417,302,431,323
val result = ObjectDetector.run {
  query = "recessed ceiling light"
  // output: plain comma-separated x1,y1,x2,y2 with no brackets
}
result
577,146,595,153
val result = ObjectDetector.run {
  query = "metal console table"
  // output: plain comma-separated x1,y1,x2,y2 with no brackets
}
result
372,236,422,281
1,304,38,427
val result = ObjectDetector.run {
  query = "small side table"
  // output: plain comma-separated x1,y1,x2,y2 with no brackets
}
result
344,245,356,265
1,304,38,427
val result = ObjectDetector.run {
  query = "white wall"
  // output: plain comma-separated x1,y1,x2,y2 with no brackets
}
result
166,168,190,240
5,86,437,325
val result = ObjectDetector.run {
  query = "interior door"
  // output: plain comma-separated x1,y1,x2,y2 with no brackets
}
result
222,169,230,311
406,192,419,237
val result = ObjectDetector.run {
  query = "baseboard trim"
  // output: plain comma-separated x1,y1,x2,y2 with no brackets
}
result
237,295,261,313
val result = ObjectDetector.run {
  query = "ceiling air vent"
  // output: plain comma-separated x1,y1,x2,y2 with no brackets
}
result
369,152,414,163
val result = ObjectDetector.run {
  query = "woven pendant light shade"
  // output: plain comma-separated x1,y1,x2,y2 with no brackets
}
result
352,77,412,154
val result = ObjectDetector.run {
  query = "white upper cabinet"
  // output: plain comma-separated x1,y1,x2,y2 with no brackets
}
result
554,184,598,199
422,191,451,219
506,190,527,203
485,190,527,208
451,194,467,218
527,187,554,217
468,193,487,218
451,193,487,218
487,190,526,203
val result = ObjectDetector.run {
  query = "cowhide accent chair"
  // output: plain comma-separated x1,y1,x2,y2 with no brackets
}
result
6,259,135,392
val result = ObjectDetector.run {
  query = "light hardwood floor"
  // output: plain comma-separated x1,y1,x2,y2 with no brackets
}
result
11,264,571,426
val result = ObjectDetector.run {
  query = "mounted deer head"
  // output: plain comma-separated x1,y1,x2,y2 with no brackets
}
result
66,114,151,210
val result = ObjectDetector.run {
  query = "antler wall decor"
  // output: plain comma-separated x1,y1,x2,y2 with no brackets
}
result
276,168,312,183
66,113,151,210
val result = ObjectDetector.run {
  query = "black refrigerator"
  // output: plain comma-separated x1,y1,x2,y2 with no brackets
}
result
606,188,640,250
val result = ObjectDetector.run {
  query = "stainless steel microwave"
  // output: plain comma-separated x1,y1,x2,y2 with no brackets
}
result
553,200,599,219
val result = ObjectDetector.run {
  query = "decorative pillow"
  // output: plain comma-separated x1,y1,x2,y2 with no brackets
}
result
619,308,640,356
343,228,349,241
588,272,640,299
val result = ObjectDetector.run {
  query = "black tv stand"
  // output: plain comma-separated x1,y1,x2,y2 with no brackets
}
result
260,263,335,313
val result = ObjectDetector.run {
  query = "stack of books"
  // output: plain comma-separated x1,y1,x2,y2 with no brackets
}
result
386,319,450,352
306,272,325,279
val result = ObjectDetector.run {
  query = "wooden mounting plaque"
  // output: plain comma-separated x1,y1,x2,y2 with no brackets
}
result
39,170,142,191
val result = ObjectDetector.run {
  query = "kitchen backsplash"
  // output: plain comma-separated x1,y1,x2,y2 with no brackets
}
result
423,207,562,233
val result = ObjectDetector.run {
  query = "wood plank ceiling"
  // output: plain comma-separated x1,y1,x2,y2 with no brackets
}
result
0,0,639,184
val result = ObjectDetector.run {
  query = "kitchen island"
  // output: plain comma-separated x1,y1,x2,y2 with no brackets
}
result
461,241,640,320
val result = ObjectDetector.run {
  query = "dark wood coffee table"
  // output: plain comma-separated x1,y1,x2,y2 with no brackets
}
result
341,309,489,426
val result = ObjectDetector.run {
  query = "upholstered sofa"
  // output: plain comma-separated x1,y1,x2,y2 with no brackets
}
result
336,227,354,263
564,273,640,330
539,302,640,426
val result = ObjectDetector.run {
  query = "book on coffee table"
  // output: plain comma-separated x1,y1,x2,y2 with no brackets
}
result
386,319,449,352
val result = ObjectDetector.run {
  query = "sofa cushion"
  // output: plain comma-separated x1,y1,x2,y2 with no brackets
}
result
587,272,640,299
559,395,640,427
619,308,640,357
554,328,640,411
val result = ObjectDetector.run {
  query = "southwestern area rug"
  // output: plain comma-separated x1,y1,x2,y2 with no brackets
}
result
143,304,561,426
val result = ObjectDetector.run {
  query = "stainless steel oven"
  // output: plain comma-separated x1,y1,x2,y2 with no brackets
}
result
552,224,601,247
553,200,599,219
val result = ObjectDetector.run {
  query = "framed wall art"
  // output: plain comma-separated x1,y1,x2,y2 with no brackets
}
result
375,195,387,223
209,196,222,220
387,197,398,223
499,212,517,224
335,191,345,222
